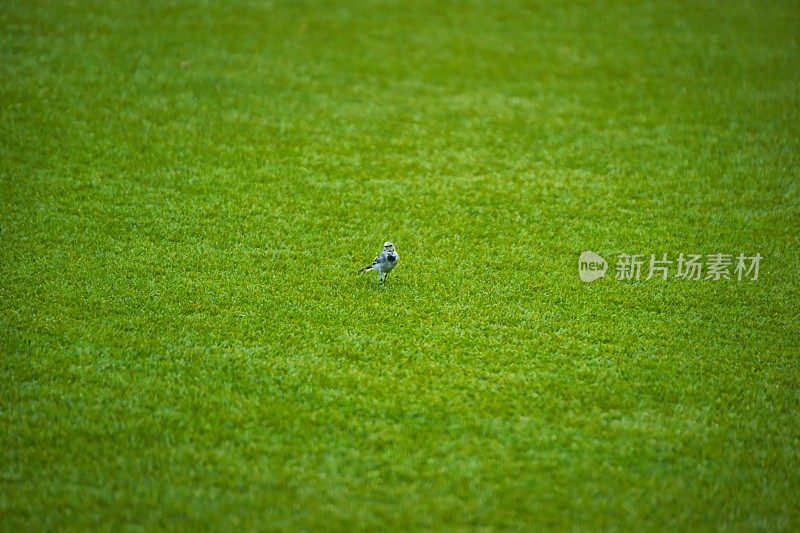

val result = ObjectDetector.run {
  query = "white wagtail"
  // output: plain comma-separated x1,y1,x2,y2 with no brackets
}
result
359,241,399,285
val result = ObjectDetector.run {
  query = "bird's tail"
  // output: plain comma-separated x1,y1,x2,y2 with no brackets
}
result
359,265,373,273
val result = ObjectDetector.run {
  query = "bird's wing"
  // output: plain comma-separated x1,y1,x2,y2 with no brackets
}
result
359,251,387,272
371,251,388,265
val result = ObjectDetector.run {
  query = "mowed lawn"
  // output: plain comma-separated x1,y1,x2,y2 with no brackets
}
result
2,0,799,529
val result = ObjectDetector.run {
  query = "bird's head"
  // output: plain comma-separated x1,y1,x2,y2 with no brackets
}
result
383,241,395,253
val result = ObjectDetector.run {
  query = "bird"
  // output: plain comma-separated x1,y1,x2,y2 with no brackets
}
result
359,241,400,285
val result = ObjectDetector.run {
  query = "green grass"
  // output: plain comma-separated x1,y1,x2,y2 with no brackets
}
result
2,0,799,529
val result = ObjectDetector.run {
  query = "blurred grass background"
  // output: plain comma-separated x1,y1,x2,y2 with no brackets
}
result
1,0,799,529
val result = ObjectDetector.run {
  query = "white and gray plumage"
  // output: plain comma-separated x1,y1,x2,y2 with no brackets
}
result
359,241,400,285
